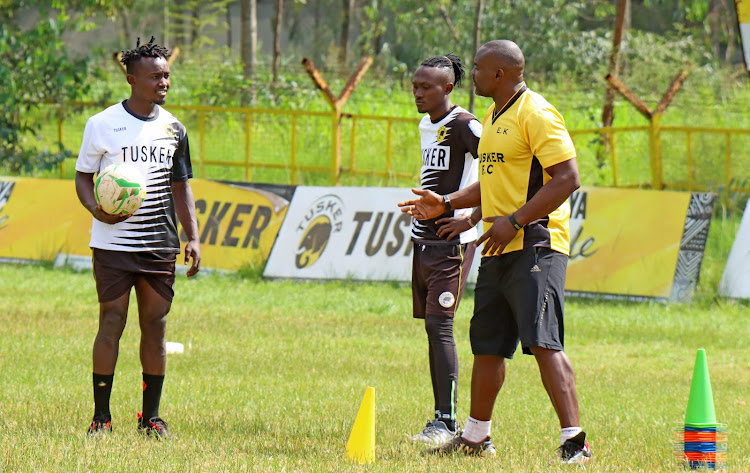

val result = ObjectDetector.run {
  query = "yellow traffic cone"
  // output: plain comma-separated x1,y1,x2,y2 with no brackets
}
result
346,386,375,464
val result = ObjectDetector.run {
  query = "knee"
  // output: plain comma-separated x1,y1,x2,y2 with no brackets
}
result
98,310,126,341
425,315,453,342
140,313,167,338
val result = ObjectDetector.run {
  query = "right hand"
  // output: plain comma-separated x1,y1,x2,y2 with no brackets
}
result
435,215,472,240
92,205,130,224
397,188,445,220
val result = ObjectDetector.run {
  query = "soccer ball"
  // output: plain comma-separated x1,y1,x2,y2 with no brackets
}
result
95,163,147,215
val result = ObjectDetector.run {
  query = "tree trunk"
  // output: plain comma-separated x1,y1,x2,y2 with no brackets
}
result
163,0,170,47
438,3,460,42
191,3,200,47
273,0,284,83
240,0,257,81
173,0,186,46
468,0,484,114
340,0,355,68
600,0,628,161
226,1,232,50
120,6,132,47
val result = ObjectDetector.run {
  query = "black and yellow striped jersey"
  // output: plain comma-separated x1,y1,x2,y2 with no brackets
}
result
412,105,481,245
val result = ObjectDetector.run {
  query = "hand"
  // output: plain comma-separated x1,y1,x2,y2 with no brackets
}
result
476,215,518,256
436,216,472,240
92,205,130,224
397,188,444,220
183,240,201,277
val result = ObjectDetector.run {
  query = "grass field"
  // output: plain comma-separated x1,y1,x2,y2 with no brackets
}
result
1,215,749,472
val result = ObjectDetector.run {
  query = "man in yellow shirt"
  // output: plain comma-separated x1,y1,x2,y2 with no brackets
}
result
399,39,591,464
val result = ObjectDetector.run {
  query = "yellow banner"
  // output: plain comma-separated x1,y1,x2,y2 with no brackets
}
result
566,186,691,298
738,0,750,70
738,0,750,22
0,177,289,270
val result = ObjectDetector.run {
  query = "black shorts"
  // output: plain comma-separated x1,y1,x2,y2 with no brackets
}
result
92,249,177,303
470,246,567,358
412,242,476,319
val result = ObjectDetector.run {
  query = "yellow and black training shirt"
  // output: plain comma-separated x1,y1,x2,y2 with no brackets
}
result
478,84,576,256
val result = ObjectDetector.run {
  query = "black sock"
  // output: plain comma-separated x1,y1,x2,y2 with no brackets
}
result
92,373,114,419
438,411,456,432
142,373,165,420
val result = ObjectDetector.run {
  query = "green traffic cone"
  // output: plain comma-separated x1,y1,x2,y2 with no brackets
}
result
685,348,717,427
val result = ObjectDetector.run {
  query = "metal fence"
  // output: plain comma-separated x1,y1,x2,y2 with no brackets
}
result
39,103,750,194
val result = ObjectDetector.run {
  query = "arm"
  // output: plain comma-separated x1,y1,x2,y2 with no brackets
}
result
398,181,482,220
477,158,580,255
172,180,201,277
75,171,129,224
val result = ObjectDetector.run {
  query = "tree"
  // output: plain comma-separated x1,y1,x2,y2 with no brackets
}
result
240,0,257,103
468,0,484,114
273,0,284,83
340,0,355,67
0,11,91,174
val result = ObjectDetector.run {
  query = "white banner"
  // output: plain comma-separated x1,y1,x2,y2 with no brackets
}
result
719,199,750,298
263,186,481,282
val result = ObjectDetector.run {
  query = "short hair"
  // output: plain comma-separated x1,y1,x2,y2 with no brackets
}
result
420,53,466,87
120,36,171,74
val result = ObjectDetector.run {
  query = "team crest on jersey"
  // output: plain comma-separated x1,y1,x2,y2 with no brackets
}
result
436,125,448,143
295,194,344,269
164,124,176,138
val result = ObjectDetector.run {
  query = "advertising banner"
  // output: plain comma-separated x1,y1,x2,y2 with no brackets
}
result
566,188,715,301
719,198,750,298
0,177,291,271
0,178,93,262
265,186,714,301
263,187,425,281
737,0,750,71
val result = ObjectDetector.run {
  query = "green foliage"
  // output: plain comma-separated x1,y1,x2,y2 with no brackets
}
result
0,10,91,174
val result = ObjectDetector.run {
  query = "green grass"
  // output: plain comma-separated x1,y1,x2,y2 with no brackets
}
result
1,213,749,472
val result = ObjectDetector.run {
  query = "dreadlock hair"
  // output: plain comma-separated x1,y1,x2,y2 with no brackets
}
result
120,36,171,74
420,53,465,87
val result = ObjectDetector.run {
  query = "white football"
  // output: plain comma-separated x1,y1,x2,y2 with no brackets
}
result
95,162,147,215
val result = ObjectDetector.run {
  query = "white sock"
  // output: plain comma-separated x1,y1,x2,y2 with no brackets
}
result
462,416,491,443
561,426,583,445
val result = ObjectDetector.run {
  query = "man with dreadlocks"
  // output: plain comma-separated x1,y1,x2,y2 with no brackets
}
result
75,36,201,438
407,54,482,446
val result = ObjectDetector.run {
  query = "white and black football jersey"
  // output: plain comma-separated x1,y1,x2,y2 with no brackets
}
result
411,105,481,245
75,101,193,253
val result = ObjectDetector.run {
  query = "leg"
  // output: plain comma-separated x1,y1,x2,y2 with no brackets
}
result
530,346,580,427
135,278,172,428
134,278,172,375
93,292,130,374
468,354,505,421
425,315,458,428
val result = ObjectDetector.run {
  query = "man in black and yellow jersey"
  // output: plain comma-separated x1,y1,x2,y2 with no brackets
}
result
398,40,591,464
407,54,482,447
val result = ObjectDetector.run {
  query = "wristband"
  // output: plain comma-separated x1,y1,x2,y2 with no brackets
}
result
467,216,476,228
443,195,452,212
508,213,522,230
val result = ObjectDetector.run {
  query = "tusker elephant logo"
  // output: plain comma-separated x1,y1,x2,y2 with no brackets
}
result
0,181,15,231
295,215,332,269
293,194,344,269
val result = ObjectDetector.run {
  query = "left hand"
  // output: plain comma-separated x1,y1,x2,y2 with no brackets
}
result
476,215,518,256
436,215,472,240
183,239,201,277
